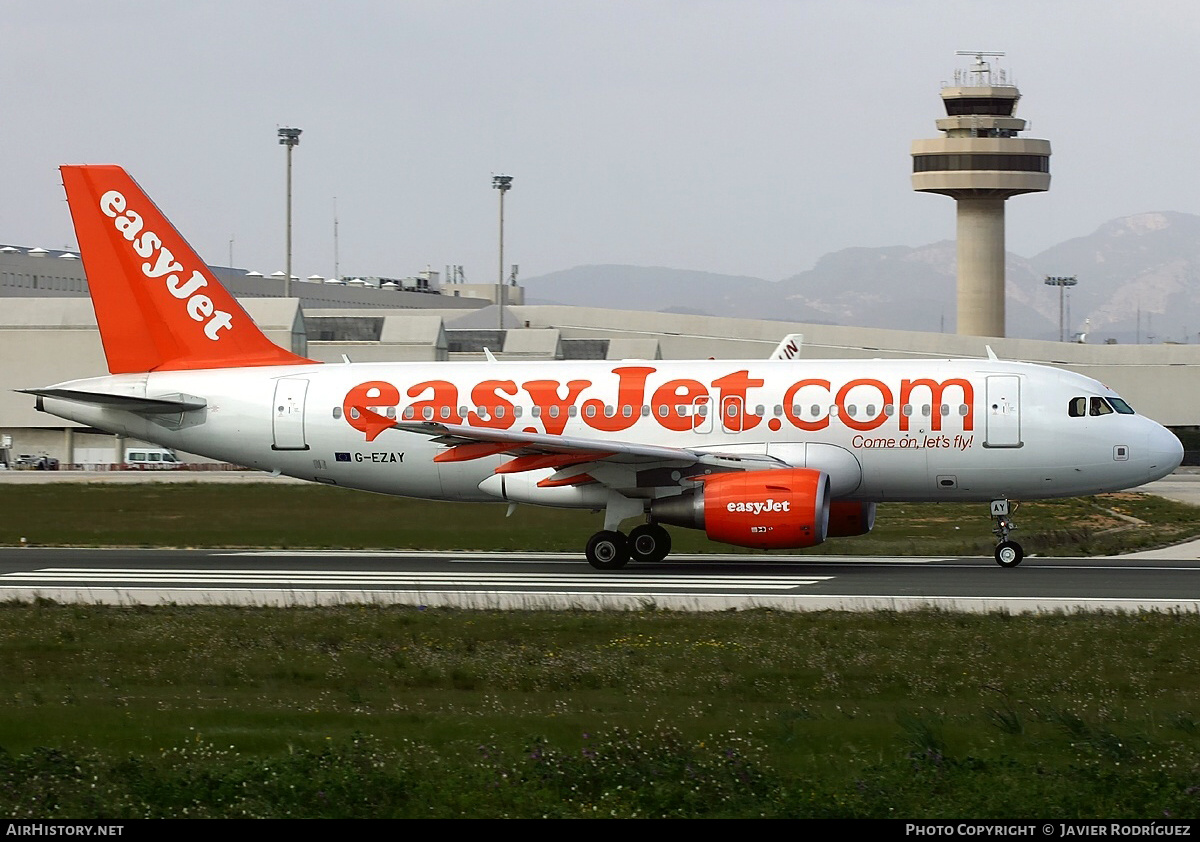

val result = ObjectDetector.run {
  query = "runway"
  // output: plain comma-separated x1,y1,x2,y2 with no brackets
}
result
1,472,1197,612
1,547,1198,613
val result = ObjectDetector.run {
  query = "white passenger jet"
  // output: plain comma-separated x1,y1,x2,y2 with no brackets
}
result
23,166,1185,568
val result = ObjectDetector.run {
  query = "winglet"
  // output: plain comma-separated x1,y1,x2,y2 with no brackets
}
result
483,347,498,363
60,165,315,374
768,333,803,360
986,345,999,361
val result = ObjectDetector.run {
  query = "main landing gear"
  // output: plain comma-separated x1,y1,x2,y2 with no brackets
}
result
585,523,672,570
991,499,1024,568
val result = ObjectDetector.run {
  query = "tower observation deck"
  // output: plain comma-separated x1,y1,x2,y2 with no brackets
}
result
911,52,1051,337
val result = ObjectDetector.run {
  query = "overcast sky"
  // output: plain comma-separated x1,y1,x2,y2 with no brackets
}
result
3,0,1198,283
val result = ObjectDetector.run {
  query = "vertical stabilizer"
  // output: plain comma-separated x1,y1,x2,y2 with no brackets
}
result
60,165,314,373
768,333,803,360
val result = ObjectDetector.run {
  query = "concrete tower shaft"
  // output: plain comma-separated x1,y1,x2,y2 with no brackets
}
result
911,53,1051,337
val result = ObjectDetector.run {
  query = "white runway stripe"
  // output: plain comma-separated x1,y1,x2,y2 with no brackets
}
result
2,568,833,590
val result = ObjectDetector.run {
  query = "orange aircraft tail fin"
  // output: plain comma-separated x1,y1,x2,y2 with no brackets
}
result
60,165,314,373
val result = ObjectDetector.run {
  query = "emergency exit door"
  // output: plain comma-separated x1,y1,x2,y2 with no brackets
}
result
272,378,310,451
985,375,1021,448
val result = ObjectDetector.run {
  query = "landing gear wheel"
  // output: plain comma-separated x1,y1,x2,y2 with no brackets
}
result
995,540,1024,568
990,499,1023,568
629,523,672,564
586,530,630,570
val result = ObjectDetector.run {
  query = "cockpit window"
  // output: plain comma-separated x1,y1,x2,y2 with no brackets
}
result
1090,397,1114,416
1068,397,1086,417
1108,397,1135,415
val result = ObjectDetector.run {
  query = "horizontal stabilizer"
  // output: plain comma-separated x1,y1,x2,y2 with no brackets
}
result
19,388,207,414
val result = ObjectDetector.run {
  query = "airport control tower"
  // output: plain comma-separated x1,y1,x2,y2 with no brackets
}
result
912,52,1051,337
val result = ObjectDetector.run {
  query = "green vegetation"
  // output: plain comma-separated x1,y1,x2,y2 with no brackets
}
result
2,482,1199,556
0,604,1197,818
1,485,1198,817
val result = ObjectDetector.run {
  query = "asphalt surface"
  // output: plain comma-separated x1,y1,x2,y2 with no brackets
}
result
1,469,1197,611
0,547,1197,612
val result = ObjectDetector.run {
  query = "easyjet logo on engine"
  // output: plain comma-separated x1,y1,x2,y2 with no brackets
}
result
99,190,234,341
341,367,976,442
727,499,791,515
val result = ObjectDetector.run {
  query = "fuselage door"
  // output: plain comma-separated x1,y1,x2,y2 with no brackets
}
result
272,378,310,451
692,396,713,434
721,395,745,433
985,375,1021,448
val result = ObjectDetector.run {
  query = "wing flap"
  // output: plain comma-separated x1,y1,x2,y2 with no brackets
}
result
392,420,784,471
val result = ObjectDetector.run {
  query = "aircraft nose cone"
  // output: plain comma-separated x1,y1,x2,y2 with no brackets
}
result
1146,423,1184,479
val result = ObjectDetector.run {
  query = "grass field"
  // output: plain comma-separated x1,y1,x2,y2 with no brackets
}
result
0,605,1198,818
3,482,1200,556
0,484,1198,818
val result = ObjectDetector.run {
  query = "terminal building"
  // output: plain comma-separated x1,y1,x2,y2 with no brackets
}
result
4,253,1200,466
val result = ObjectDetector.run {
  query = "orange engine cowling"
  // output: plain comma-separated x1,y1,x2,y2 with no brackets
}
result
650,468,830,550
827,501,877,537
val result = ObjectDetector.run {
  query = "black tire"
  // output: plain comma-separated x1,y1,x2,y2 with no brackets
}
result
995,540,1024,568
629,523,672,564
586,530,630,570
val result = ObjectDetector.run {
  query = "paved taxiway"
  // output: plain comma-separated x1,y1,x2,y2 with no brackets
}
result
1,547,1198,613
1,470,1197,612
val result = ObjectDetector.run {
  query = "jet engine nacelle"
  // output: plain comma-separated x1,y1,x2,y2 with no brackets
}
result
650,468,830,550
827,501,877,537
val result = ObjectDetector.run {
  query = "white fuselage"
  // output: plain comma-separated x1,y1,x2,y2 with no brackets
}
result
37,357,1183,506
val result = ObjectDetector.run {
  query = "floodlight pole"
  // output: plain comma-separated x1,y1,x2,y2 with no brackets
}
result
278,127,302,298
1044,275,1078,341
493,175,512,330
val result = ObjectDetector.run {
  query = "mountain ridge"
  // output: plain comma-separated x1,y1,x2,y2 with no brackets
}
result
521,211,1200,343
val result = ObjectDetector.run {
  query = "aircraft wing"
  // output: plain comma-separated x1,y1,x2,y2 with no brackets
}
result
392,419,783,473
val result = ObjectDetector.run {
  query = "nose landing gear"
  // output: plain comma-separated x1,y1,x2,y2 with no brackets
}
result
991,499,1024,567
